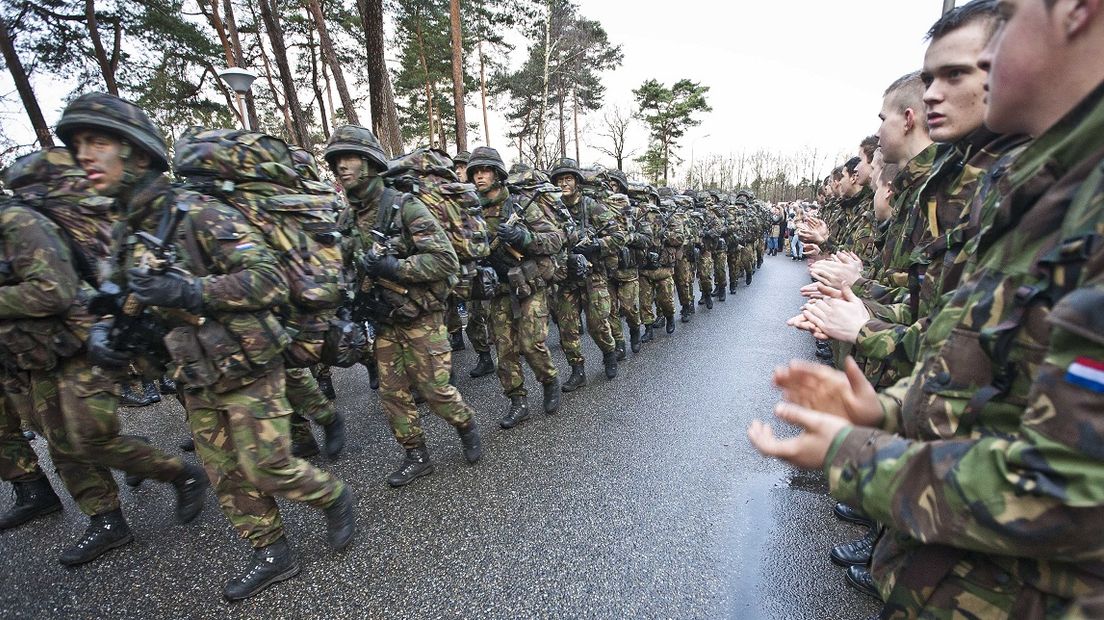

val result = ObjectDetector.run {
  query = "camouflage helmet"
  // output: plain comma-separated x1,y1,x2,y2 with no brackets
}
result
323,124,389,172
508,162,532,175
735,188,755,201
452,150,471,165
548,157,583,182
2,147,86,192
290,146,322,181
506,167,553,189
673,194,694,210
605,168,629,193
735,193,751,206
656,186,675,199
466,146,508,181
55,92,169,171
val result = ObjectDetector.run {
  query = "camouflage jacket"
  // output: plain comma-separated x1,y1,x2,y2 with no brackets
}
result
481,185,564,292
607,194,650,280
349,177,459,316
642,205,685,269
856,131,1030,388
561,191,623,280
118,175,291,392
698,207,725,251
826,81,1104,615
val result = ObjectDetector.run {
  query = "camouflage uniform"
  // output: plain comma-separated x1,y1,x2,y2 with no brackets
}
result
704,196,729,297
478,170,564,399
696,203,721,305
673,196,699,318
638,198,684,327
1,149,188,518
605,193,649,353
0,394,41,483
550,167,621,367
826,84,1104,618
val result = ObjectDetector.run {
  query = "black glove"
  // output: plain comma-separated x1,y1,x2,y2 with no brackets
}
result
569,253,589,279
87,321,132,369
497,223,532,249
126,268,203,312
362,251,401,280
575,239,601,257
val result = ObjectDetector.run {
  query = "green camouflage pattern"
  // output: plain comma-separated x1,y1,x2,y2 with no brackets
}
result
376,313,474,448
826,82,1104,618
488,287,557,397
552,276,616,363
0,392,42,482
186,366,345,548
55,92,170,171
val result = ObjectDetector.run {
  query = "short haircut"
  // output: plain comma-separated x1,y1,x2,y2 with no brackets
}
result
883,71,926,116
926,0,1000,42
845,156,862,175
860,136,879,163
878,163,900,187
831,166,844,181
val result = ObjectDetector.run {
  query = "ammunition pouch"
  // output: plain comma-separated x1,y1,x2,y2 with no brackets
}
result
471,265,500,301
320,317,368,368
0,319,84,372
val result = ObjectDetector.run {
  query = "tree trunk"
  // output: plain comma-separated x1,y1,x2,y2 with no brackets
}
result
307,0,359,125
437,103,448,153
223,0,259,129
557,83,566,159
415,17,435,147
447,0,467,152
479,41,491,146
307,29,329,137
535,5,551,168
249,1,294,138
0,17,53,147
357,0,402,156
84,0,119,94
572,87,580,163
257,0,312,148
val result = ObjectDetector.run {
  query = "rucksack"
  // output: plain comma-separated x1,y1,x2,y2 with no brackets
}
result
173,129,358,367
382,148,490,263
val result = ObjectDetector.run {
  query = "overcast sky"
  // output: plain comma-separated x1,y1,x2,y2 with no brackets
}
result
1,0,949,178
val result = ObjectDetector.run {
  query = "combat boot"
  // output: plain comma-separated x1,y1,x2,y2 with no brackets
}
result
179,437,196,452
119,382,150,407
222,538,300,601
833,502,875,528
449,331,465,352
830,527,878,567
22,430,35,440
173,463,209,524
845,565,881,600
714,285,726,302
469,351,495,378
322,412,346,460
291,433,321,459
59,509,133,566
745,271,753,286
412,387,426,404
729,282,738,295
665,315,676,335
629,326,642,352
0,476,62,530
651,316,666,330
680,305,692,323
705,294,714,310
615,341,626,361
317,374,337,400
141,380,162,405
603,350,619,380
640,325,655,343
457,421,482,464
499,396,530,429
561,364,586,392
542,378,561,413
158,376,178,395
387,446,434,487
324,487,355,550
815,341,834,361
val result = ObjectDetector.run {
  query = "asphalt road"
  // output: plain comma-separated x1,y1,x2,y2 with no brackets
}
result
0,255,880,620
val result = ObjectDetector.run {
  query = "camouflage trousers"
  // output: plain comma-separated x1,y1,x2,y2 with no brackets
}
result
608,274,641,343
286,367,336,446
375,312,475,449
639,268,676,325
712,250,728,290
674,254,695,308
445,296,491,354
186,366,345,549
697,251,715,296
873,530,1081,619
488,286,558,398
10,356,185,515
0,390,42,483
551,276,616,366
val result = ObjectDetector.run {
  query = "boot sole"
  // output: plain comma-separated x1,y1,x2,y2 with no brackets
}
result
560,383,585,393
830,548,873,567
59,532,134,567
224,562,302,602
0,501,63,531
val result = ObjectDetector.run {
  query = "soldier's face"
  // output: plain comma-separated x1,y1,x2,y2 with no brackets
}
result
555,174,578,196
980,0,1087,136
454,163,467,180
876,101,910,165
855,149,874,187
334,154,366,189
607,181,620,194
874,179,895,222
922,20,991,143
70,130,127,194
471,167,496,192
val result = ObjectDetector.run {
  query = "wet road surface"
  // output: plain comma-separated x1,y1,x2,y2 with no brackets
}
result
0,255,880,619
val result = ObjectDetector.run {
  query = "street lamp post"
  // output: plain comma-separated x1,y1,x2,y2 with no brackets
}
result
217,67,258,130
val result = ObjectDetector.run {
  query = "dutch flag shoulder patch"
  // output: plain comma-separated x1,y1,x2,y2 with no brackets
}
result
1066,357,1104,394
